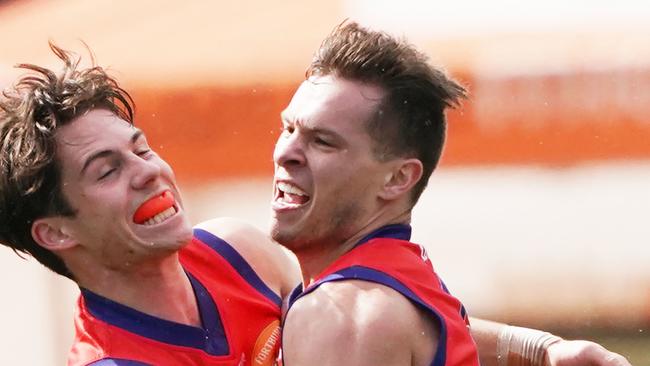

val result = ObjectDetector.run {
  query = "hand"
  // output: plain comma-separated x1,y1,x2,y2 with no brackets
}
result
546,340,631,366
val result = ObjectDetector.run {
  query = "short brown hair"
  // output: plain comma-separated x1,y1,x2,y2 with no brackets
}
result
307,22,466,203
0,42,135,279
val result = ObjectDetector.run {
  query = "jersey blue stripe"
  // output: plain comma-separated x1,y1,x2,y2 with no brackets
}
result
188,272,229,355
287,283,304,310
440,278,469,319
193,228,282,307
354,224,412,247
88,358,152,365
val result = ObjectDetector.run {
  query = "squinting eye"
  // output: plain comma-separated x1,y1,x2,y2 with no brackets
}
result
98,168,116,180
315,137,332,147
136,149,152,157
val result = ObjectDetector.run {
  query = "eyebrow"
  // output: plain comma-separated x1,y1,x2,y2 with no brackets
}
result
284,120,344,146
80,129,144,175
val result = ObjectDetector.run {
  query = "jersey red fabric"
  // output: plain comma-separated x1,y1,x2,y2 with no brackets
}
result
285,224,479,366
68,229,282,366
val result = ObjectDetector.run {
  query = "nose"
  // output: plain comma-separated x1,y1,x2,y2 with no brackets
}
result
273,132,306,168
130,156,162,190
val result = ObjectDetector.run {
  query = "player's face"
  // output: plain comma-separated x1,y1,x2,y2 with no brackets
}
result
55,109,193,269
271,75,392,253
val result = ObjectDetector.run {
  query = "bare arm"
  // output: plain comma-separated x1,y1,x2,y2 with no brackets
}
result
470,318,501,366
470,317,631,366
282,280,438,366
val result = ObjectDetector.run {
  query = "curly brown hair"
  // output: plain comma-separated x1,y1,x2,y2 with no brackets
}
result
307,22,467,203
0,42,135,279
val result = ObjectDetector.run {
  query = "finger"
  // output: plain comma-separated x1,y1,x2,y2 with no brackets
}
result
604,352,632,366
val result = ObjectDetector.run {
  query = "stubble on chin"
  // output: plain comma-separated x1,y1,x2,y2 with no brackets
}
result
270,201,361,255
269,223,297,252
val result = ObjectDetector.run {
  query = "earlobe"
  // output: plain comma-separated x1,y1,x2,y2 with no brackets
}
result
379,159,423,201
31,218,77,251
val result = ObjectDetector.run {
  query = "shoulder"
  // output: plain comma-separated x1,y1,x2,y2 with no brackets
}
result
283,280,438,365
194,216,267,244
194,217,299,298
287,280,430,337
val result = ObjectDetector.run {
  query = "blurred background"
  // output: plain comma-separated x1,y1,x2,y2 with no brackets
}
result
0,0,648,363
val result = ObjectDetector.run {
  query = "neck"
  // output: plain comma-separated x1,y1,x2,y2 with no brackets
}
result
73,253,201,327
296,210,412,287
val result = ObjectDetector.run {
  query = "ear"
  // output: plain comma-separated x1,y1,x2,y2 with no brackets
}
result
31,218,78,252
378,158,423,201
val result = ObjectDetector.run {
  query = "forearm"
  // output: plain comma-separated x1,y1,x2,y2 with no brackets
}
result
470,317,504,366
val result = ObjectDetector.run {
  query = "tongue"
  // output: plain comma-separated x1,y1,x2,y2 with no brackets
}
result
284,192,309,205
133,191,175,224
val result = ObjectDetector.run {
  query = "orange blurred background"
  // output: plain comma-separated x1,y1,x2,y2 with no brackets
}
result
0,0,648,363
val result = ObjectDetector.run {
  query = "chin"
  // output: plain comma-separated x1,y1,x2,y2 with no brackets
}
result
173,226,194,247
142,228,193,251
270,226,298,251
173,235,192,248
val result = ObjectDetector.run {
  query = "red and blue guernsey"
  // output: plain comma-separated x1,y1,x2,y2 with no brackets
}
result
68,229,282,366
285,224,479,366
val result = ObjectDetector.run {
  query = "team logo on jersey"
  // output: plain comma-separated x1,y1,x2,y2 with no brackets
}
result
252,319,281,366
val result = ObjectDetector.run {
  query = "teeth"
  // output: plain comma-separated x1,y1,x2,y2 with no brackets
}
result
277,182,307,196
143,206,176,226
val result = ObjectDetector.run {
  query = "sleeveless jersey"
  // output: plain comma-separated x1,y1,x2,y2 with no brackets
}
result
68,228,282,366
285,224,479,366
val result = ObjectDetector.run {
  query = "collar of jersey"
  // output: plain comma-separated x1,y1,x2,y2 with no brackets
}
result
353,223,412,248
80,270,230,355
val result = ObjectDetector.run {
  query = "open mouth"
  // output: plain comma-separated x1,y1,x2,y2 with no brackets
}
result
133,190,178,225
275,181,310,207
